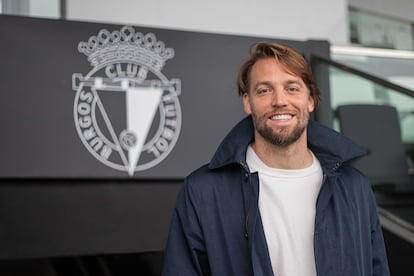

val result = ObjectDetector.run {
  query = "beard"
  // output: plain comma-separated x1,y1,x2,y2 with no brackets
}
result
251,111,309,147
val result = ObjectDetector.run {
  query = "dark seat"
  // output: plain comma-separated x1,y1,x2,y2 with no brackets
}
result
336,104,414,196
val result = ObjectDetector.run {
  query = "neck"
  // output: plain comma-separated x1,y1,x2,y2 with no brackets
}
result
251,134,313,170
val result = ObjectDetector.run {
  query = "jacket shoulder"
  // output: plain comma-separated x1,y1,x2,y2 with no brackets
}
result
181,163,242,203
335,163,374,200
186,163,241,186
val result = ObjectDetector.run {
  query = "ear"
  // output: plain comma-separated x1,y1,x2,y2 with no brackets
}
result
308,94,315,113
243,93,252,115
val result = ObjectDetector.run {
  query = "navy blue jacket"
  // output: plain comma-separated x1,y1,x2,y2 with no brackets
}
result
163,116,390,276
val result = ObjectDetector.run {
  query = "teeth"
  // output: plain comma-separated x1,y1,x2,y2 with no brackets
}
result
271,114,292,120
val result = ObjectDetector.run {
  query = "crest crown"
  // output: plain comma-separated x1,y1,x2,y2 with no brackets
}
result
78,26,174,71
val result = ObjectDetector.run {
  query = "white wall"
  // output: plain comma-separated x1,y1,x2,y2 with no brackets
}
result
66,0,348,44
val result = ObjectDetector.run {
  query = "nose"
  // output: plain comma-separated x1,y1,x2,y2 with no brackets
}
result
271,89,287,107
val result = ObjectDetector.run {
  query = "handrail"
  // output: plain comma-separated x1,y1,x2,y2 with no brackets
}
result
311,54,414,100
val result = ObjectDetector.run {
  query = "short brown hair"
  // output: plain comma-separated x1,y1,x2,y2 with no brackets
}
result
237,42,321,107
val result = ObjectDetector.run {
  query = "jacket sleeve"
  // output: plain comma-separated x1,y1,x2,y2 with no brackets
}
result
162,179,211,276
369,190,391,276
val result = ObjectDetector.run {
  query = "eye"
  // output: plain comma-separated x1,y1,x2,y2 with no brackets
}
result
257,87,270,94
287,86,300,93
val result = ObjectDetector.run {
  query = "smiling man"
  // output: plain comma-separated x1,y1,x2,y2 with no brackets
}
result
162,42,390,276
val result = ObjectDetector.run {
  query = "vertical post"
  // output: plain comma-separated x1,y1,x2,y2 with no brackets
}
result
304,40,334,128
60,0,66,19
311,57,334,128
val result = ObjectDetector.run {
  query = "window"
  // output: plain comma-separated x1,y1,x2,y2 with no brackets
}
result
1,0,63,19
331,46,414,144
349,7,414,51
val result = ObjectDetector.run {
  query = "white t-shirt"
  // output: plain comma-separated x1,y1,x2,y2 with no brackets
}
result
246,145,323,276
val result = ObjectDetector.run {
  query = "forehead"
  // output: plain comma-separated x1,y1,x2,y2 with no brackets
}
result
250,58,302,81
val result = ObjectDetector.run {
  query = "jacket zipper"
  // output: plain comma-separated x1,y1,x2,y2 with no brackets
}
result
239,161,252,240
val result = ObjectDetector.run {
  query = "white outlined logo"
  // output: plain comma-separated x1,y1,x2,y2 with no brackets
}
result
72,26,182,176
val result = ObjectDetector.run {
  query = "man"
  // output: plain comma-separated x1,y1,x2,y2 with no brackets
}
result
162,42,389,275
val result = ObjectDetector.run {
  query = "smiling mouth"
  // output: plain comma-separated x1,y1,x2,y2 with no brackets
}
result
270,114,293,120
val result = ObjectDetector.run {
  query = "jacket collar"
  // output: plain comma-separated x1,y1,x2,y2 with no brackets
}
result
208,116,366,171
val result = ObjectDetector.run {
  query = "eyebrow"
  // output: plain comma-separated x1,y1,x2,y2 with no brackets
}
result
252,81,272,90
285,79,303,86
252,79,303,90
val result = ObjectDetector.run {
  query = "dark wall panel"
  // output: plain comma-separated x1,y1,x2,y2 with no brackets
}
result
0,15,329,179
0,15,329,259
0,179,182,259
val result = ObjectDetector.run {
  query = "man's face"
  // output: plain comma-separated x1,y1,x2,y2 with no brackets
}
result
243,58,315,147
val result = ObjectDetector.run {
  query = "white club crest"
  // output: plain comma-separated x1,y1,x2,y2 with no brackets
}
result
72,26,182,176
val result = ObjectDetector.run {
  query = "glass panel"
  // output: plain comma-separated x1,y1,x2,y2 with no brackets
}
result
388,90,414,143
333,51,414,92
349,8,414,51
29,0,59,18
331,47,414,145
1,0,60,19
330,66,378,109
328,63,414,144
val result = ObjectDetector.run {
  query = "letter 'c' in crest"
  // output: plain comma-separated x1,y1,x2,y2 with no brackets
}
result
72,26,182,176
